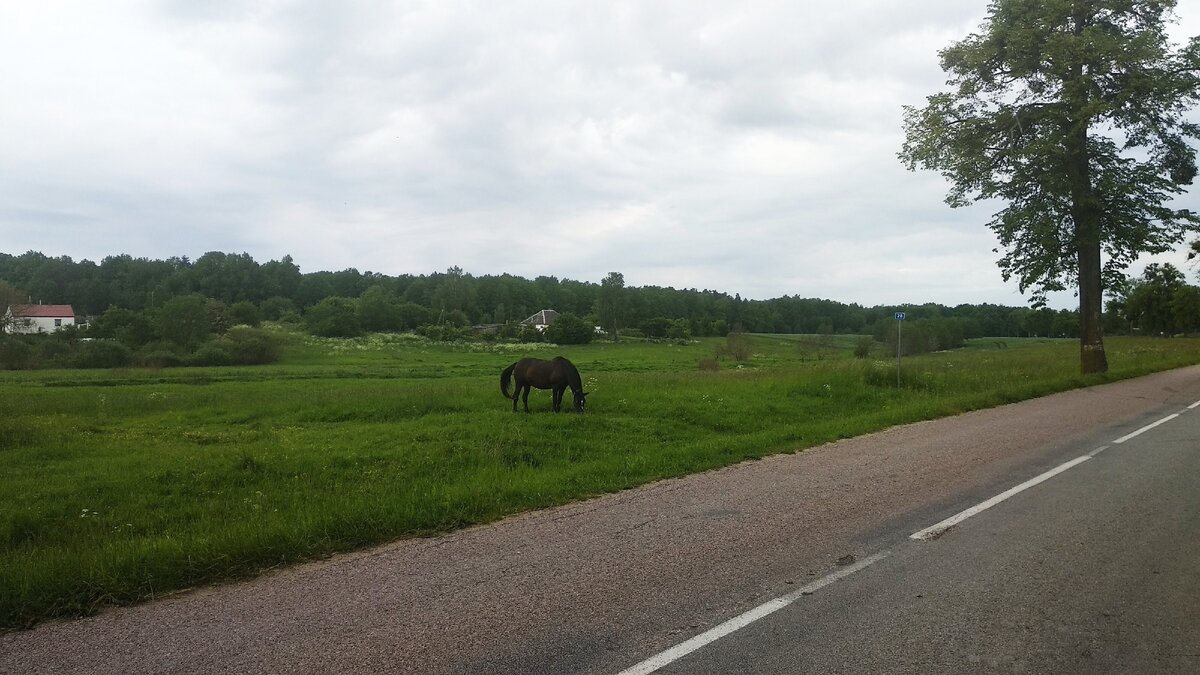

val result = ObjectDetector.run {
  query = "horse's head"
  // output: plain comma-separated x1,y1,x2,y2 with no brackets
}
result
573,390,588,413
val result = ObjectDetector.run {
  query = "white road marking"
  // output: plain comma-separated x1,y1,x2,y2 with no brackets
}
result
622,402,1194,672
910,455,1092,541
616,551,891,675
1112,414,1179,444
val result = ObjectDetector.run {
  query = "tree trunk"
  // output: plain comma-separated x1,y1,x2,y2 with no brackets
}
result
1067,8,1108,375
1078,239,1109,374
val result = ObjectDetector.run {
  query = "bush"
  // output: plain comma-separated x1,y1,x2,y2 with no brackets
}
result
854,336,874,358
93,307,156,347
397,303,435,330
219,326,282,365
72,341,132,369
667,319,692,340
357,286,404,332
641,317,671,338
228,301,262,328
698,356,720,371
726,330,752,362
543,312,593,345
35,339,74,367
137,350,184,369
305,297,362,338
415,324,472,342
260,296,297,321
188,343,233,367
0,338,35,370
157,295,212,349
517,324,544,343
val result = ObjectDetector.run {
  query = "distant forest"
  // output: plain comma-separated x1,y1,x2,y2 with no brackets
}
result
0,250,1086,341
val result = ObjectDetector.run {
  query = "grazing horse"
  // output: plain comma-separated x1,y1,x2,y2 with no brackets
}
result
500,356,588,413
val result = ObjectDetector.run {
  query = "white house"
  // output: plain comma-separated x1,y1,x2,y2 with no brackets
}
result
521,309,560,332
4,304,77,334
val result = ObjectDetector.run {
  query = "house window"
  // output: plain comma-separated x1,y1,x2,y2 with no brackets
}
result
54,319,62,327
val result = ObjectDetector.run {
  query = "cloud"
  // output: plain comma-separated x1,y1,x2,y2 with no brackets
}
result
1,1,1198,309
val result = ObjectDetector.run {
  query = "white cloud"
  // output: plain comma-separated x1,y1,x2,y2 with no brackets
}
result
1,1,1199,309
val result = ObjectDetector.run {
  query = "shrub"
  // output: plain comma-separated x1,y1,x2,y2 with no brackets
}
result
35,339,74,367
667,319,692,340
543,312,593,345
188,343,233,367
397,303,435,330
137,350,184,369
228,301,262,328
260,296,297,321
72,341,132,369
641,317,671,338
0,338,35,370
92,307,156,347
305,297,362,338
219,326,282,365
517,324,544,343
205,299,230,335
726,330,752,362
156,295,212,349
415,324,472,342
698,356,720,371
854,336,874,358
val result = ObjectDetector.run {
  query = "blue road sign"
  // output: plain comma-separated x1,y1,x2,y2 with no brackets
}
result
895,312,906,321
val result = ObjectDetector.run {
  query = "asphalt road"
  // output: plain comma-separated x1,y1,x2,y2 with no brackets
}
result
654,378,1200,673
3,366,1200,674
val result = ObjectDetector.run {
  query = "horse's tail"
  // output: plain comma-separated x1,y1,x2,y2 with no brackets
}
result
500,362,517,399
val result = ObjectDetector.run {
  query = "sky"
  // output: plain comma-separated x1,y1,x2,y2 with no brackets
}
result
3,1,1200,310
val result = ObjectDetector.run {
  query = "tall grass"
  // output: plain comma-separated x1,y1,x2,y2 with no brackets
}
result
1,333,1196,629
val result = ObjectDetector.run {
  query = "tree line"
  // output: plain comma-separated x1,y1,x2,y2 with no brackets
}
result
0,249,1096,342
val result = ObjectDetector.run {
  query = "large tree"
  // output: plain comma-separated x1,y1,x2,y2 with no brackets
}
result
901,0,1200,373
595,272,628,341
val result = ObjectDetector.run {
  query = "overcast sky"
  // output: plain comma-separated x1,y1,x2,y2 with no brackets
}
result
3,1,1200,309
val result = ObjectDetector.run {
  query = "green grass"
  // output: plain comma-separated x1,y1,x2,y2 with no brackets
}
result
1,331,1197,629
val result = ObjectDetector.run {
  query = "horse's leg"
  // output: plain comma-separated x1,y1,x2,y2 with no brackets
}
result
552,386,561,412
521,385,531,413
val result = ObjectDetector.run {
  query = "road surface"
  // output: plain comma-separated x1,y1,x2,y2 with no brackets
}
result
3,366,1200,674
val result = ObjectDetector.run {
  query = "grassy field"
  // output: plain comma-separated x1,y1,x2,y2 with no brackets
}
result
2,330,1198,630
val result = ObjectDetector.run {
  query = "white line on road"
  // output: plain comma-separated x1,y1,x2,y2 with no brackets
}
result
1112,414,1179,444
622,404,1192,672
910,455,1092,541
616,551,891,675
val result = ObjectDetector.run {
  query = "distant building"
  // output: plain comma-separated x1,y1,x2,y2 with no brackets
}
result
4,304,77,334
521,309,560,332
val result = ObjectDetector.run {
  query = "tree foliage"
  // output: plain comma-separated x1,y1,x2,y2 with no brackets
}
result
304,297,362,338
157,295,211,349
543,312,594,345
595,272,628,340
1111,262,1200,334
901,0,1200,372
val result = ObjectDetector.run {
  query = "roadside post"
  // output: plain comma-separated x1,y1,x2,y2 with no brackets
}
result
895,312,906,388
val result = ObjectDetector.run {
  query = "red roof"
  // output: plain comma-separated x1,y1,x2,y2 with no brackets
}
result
9,304,75,318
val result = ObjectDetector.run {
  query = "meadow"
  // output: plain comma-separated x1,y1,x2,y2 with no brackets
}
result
2,329,1198,630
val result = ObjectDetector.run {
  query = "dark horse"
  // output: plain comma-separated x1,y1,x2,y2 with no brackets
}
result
500,356,588,413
